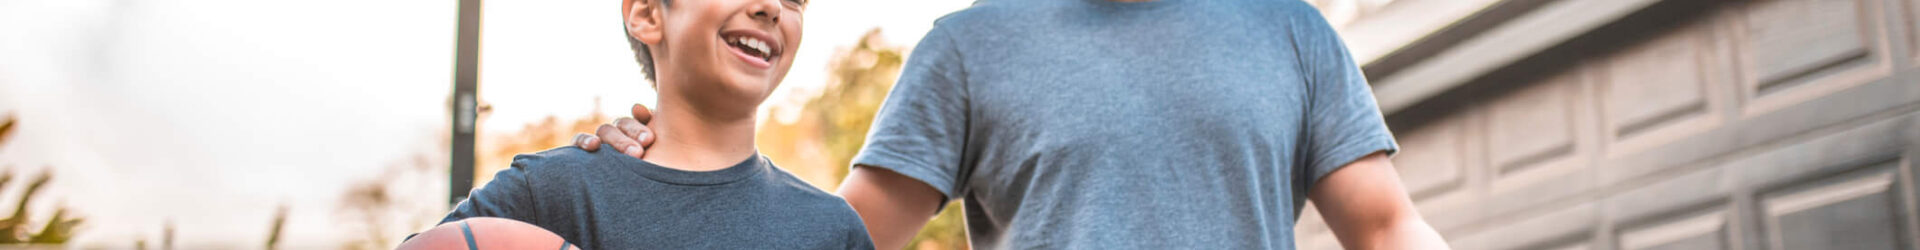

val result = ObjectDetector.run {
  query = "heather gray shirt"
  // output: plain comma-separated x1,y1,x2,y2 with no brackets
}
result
438,146,874,250
851,0,1397,249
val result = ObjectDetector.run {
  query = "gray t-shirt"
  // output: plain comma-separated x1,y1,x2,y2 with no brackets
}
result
850,0,1396,248
437,146,874,249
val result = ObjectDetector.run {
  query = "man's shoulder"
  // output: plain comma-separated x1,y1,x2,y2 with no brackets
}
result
1260,0,1320,13
929,1,1041,32
929,0,1325,33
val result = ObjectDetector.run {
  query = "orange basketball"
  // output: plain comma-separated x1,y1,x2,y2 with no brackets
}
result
396,217,579,250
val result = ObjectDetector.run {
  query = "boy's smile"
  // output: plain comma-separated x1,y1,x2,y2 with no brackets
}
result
720,29,781,69
627,0,805,119
693,1,800,86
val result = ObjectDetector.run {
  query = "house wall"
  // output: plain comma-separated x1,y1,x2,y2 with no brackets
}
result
1297,0,1920,249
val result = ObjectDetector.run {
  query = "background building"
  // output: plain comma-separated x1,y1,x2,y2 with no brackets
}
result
1298,0,1920,249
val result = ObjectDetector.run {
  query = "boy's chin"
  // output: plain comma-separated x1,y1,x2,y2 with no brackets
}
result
717,71,784,90
696,76,778,101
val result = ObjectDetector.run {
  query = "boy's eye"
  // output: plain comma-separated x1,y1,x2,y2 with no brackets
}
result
785,0,805,6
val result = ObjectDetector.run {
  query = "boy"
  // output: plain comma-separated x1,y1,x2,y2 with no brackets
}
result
579,0,1448,249
408,0,875,248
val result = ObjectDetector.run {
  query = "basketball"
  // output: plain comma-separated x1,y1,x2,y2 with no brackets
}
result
396,217,578,250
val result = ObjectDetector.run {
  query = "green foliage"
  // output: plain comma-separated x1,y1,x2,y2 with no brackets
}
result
753,28,971,250
811,28,906,181
0,115,86,245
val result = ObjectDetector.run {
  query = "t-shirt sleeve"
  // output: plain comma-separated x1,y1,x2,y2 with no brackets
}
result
439,165,538,224
1290,8,1400,193
849,25,971,201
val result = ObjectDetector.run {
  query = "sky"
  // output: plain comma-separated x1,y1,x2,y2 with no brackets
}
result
480,0,976,132
0,0,972,248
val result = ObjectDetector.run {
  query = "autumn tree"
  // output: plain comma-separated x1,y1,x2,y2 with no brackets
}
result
755,28,969,250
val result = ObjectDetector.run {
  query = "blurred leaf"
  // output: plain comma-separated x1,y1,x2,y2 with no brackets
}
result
0,171,53,243
27,208,81,243
0,116,89,245
0,114,14,146
265,204,287,249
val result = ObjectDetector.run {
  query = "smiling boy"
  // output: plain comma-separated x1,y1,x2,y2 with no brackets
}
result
405,0,875,248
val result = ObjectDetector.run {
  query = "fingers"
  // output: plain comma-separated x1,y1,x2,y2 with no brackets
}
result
597,123,646,159
614,117,655,148
630,104,653,123
573,133,602,151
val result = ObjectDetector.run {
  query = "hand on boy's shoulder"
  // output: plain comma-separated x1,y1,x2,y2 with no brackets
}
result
574,104,656,158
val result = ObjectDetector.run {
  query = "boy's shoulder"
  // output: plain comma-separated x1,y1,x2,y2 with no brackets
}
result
758,164,874,244
505,146,622,181
759,164,848,203
761,164,866,219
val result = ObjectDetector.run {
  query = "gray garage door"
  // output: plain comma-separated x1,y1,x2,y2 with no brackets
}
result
1297,0,1920,249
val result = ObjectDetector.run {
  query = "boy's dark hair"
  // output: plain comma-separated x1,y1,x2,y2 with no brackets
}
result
627,29,656,82
626,0,669,82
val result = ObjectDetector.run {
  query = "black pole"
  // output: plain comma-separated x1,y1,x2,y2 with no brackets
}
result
450,0,482,205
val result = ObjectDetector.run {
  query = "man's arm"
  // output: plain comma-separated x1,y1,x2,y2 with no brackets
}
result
837,166,946,249
1309,152,1450,249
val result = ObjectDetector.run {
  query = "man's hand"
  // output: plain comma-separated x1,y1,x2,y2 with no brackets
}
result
1310,152,1451,249
573,104,656,158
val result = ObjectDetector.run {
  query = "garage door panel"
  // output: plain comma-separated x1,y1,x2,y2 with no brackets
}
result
1759,162,1908,250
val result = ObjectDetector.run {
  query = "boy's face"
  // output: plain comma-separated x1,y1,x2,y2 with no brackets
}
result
629,0,805,112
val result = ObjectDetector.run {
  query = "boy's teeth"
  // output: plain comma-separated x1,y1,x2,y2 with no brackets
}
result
744,38,768,55
727,35,773,60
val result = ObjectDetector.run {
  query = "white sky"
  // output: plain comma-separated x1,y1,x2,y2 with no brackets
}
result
481,0,976,132
0,0,972,248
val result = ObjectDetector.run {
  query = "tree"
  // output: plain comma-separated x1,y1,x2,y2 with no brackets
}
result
0,115,87,245
755,28,969,250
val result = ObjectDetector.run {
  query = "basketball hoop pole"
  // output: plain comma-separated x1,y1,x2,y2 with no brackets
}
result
449,0,482,206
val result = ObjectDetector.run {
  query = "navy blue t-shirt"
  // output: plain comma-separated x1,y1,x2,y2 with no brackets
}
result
436,146,874,249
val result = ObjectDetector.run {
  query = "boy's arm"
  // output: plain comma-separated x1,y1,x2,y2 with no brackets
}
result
444,167,536,222
1308,152,1450,250
836,166,946,249
406,166,539,244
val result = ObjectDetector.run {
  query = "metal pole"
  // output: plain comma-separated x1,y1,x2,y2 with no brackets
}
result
450,0,482,205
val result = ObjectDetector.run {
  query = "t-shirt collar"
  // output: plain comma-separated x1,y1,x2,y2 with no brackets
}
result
622,152,769,186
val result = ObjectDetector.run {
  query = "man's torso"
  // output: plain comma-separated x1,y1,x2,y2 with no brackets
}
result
893,0,1386,248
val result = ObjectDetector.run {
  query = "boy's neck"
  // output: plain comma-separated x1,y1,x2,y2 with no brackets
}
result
638,101,760,172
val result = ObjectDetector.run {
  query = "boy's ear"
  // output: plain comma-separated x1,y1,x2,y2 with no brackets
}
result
624,0,665,46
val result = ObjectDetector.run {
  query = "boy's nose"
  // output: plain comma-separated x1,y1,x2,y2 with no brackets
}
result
748,0,780,23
